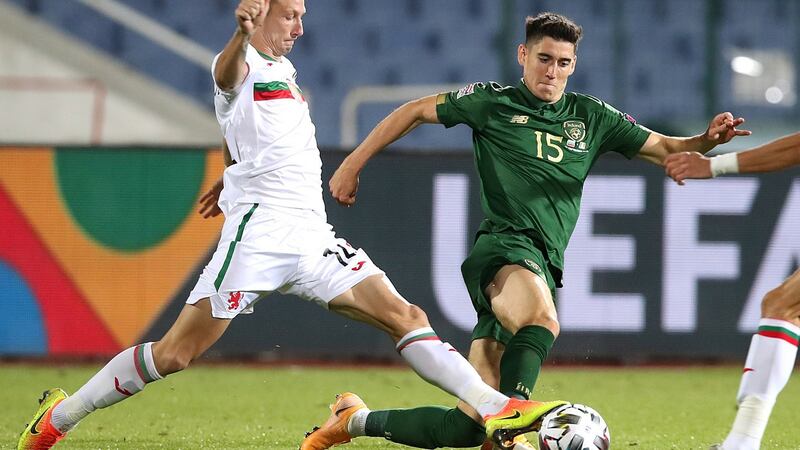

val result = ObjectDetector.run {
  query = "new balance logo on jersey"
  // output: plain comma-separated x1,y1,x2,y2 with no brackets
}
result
510,115,529,124
227,291,242,311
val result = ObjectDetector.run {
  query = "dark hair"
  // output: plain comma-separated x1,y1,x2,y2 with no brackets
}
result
525,12,582,48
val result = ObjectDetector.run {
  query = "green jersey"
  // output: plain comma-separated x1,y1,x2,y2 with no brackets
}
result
436,80,651,285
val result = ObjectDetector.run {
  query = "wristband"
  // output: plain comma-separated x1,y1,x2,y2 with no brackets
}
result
709,152,739,178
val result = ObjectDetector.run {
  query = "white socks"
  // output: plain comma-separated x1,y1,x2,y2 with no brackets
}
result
51,343,163,432
722,396,773,450
347,408,370,437
722,319,798,449
396,327,509,417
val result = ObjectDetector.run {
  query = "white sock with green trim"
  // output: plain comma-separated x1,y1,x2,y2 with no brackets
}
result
722,319,798,449
396,327,509,417
51,342,163,432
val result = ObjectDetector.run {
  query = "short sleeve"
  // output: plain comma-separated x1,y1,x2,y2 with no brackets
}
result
435,82,494,131
597,103,651,159
211,53,246,106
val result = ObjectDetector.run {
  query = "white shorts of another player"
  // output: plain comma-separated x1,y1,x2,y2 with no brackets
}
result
187,203,384,319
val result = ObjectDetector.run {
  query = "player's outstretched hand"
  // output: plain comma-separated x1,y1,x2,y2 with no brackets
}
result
664,152,711,185
704,112,751,146
198,177,224,218
329,165,360,207
236,0,268,36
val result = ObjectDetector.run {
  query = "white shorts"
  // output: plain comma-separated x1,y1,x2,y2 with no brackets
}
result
186,203,384,319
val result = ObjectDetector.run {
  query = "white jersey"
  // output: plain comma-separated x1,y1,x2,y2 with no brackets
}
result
212,45,325,217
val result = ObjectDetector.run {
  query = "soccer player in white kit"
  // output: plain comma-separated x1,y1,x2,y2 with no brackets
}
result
16,1,565,449
665,134,800,450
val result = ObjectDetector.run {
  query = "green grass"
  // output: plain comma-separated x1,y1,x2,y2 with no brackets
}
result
2,363,798,449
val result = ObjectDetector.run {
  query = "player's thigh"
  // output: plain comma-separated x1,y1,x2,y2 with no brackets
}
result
762,268,800,324
487,264,558,335
456,337,506,423
153,299,231,374
329,274,429,342
285,233,427,340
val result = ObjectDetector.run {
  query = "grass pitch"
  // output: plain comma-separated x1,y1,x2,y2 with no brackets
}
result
2,363,798,449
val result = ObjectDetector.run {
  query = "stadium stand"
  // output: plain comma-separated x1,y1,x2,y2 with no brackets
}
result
6,0,797,147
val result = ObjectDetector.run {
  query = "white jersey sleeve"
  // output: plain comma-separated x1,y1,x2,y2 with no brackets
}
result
211,53,247,132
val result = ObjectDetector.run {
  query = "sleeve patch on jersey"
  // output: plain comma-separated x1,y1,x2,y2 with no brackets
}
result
456,82,481,99
623,113,637,124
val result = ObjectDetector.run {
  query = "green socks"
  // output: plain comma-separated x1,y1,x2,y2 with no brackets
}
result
357,325,555,448
499,325,555,399
365,406,484,448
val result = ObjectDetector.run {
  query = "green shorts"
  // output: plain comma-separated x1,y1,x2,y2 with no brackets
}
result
460,230,557,345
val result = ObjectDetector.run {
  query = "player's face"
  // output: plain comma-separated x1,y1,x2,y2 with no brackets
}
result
261,0,305,56
518,36,576,103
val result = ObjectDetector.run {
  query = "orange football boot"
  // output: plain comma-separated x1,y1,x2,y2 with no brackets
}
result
484,398,567,449
17,388,68,450
300,392,368,450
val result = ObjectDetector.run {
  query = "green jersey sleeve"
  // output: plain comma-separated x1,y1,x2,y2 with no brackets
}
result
436,82,495,131
597,102,651,159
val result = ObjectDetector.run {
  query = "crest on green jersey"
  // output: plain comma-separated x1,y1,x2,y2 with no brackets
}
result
562,120,586,142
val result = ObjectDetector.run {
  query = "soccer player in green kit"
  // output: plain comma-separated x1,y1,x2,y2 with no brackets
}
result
304,12,751,450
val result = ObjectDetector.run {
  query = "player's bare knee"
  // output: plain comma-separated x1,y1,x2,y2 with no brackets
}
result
153,342,196,375
166,351,194,375
761,286,791,320
535,316,561,338
400,303,430,330
500,310,560,337
388,303,430,335
522,316,560,337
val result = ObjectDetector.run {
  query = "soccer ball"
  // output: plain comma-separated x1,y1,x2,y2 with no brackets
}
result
537,403,610,450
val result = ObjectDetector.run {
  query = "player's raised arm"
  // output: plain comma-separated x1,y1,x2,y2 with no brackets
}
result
214,0,268,91
664,131,800,184
635,112,751,166
329,94,440,206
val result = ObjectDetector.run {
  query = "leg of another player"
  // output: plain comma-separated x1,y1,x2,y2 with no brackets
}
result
329,275,510,421
357,338,504,448
305,274,562,449
50,299,231,432
488,265,560,401
720,270,800,450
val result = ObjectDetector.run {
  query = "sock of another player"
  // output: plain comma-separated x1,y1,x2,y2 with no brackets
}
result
723,318,798,447
396,327,509,417
51,342,163,432
356,406,485,448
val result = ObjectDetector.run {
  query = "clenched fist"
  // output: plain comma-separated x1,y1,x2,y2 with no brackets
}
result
664,152,711,185
236,0,269,36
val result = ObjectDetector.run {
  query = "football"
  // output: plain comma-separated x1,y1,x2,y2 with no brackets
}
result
538,403,610,450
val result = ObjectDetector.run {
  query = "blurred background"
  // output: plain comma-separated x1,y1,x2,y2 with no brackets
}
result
1,0,798,364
